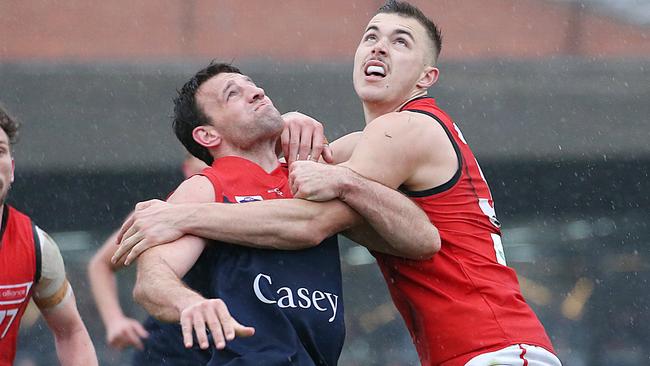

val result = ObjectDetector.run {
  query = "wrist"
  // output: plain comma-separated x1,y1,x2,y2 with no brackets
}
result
338,167,363,202
102,310,126,327
177,204,200,234
174,291,204,316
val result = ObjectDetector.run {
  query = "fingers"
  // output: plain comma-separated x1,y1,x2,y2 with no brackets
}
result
181,312,195,349
288,126,300,166
116,212,135,245
112,231,143,265
309,126,325,162
205,301,226,349
280,127,290,162
133,321,150,339
124,239,150,266
192,313,210,350
180,299,254,351
299,125,315,162
126,326,145,350
322,144,334,164
233,321,255,338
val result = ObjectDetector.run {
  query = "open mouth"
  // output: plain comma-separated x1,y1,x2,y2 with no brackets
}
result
364,61,387,78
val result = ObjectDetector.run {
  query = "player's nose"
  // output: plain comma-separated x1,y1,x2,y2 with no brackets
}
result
371,38,388,56
247,85,265,103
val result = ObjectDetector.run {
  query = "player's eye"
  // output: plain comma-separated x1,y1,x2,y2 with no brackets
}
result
363,34,377,42
226,90,238,101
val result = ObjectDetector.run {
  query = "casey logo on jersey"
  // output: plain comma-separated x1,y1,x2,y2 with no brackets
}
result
252,273,339,323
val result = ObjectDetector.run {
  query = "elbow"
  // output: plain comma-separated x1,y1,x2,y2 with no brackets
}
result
292,225,327,248
302,218,339,247
132,281,147,308
412,227,441,260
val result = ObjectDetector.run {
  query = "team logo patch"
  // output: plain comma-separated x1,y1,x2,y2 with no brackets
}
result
0,282,32,305
235,195,264,203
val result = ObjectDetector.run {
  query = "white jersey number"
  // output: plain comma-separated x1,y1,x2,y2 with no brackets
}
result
0,308,19,339
455,122,505,265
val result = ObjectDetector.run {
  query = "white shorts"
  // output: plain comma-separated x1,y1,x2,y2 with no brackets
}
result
464,344,562,366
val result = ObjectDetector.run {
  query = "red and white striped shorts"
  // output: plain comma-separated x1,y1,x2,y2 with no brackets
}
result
464,344,562,366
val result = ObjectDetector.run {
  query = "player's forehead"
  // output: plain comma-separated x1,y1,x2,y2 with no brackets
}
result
365,13,427,41
197,73,254,103
210,73,255,90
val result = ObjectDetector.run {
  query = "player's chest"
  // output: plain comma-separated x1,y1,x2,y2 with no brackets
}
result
220,180,293,203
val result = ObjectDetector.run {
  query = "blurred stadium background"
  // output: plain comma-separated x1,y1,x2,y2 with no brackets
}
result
1,0,649,365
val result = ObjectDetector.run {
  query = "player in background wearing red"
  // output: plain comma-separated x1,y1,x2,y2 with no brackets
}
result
114,1,562,365
0,106,97,366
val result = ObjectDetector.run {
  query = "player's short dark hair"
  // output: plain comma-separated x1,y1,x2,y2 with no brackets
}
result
378,0,442,63
173,62,242,165
0,105,19,146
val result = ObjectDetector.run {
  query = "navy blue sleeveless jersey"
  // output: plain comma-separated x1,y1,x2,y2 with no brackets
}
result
132,248,213,365
200,156,345,366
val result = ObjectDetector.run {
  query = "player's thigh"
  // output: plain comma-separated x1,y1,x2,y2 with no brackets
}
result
464,344,562,366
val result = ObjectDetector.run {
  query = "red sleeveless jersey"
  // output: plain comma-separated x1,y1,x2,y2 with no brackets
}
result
372,97,554,366
0,205,41,366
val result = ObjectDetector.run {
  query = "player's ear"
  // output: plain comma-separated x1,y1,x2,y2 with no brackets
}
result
416,66,439,89
192,125,222,148
10,159,14,183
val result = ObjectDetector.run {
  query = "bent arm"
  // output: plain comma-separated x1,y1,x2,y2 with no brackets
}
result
133,175,214,321
334,112,446,258
87,230,125,327
133,236,206,322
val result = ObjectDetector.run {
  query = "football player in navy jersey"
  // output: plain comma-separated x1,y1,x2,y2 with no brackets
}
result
120,62,438,365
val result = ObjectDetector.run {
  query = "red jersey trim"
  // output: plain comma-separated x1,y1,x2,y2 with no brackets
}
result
398,108,463,197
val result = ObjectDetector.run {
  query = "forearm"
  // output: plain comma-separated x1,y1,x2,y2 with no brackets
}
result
340,172,440,259
133,252,204,322
43,294,98,366
87,258,125,325
179,200,359,249
54,324,98,366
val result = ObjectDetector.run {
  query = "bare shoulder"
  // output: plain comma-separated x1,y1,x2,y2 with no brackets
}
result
168,174,215,204
346,111,457,190
330,131,363,164
365,111,448,145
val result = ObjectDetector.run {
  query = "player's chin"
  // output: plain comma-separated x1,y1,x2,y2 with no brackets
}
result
357,88,388,104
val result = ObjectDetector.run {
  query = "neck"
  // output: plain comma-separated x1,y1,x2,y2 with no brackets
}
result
362,90,427,124
212,138,280,173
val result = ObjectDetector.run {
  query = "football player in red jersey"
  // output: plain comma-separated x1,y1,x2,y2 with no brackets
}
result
113,1,561,365
114,62,438,363
0,106,97,366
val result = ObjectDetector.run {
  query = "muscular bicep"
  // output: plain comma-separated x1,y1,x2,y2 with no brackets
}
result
342,112,453,190
167,174,215,204
329,131,362,164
